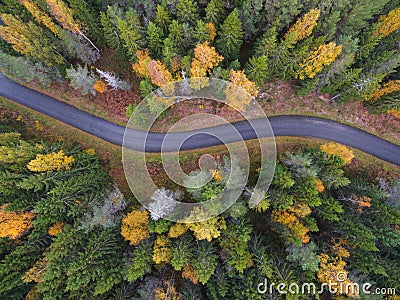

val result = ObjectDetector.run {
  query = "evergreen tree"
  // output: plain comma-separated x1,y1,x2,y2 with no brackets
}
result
146,21,164,58
239,0,264,41
176,0,199,25
216,9,244,61
117,8,145,61
205,0,226,26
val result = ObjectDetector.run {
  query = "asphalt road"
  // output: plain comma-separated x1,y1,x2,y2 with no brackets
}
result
1,73,399,166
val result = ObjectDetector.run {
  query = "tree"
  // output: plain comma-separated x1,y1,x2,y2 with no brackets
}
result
285,9,320,43
126,240,153,282
0,204,34,239
0,14,64,65
147,21,164,58
170,237,193,271
193,41,223,71
45,0,99,51
93,80,107,93
216,9,243,61
147,59,173,87
65,64,97,95
239,0,264,41
100,5,124,51
117,8,145,61
371,80,400,101
191,241,218,284
19,0,59,36
373,7,400,38
320,142,355,165
96,68,131,91
205,0,226,26
296,42,342,80
184,207,227,242
120,210,150,246
155,4,171,32
152,235,172,264
27,150,74,172
48,221,64,236
176,0,199,25
225,70,258,111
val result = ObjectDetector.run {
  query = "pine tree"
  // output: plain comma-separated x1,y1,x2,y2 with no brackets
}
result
117,9,145,60
239,0,264,41
0,14,64,65
146,21,164,58
176,0,199,25
205,0,226,26
67,0,104,45
100,5,124,51
155,3,171,32
216,9,244,61
45,0,99,52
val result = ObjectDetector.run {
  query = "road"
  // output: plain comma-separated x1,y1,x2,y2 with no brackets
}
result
1,73,399,166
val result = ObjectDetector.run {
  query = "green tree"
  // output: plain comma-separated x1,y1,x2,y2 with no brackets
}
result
125,240,153,282
155,3,171,32
146,21,164,58
205,0,226,25
176,0,199,25
239,0,264,41
216,9,244,61
116,8,145,61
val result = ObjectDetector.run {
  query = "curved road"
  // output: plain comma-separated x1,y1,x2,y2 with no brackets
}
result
1,73,399,166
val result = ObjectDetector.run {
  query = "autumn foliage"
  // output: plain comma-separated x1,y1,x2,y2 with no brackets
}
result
373,8,400,37
120,210,150,246
27,150,74,172
93,80,107,93
48,221,64,236
0,204,35,239
371,80,400,101
320,142,354,164
296,42,342,79
153,235,172,264
286,9,320,42
272,209,310,243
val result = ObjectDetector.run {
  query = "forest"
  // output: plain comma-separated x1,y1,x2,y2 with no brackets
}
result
0,122,399,299
0,0,399,116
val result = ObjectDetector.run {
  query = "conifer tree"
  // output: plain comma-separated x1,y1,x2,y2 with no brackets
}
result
146,21,164,58
0,14,64,65
205,0,226,26
216,9,243,61
176,0,199,25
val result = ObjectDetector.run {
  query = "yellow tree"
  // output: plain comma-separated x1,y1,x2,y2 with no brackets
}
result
154,280,182,300
27,150,74,172
387,109,400,119
205,22,217,41
93,80,107,93
320,142,354,164
370,80,400,101
225,69,258,111
285,9,320,42
272,210,310,243
45,0,99,51
132,49,151,78
0,204,35,239
373,8,400,38
314,179,325,193
0,14,63,65
193,41,223,71
22,257,48,283
296,42,342,80
318,254,358,297
20,0,59,36
168,222,188,238
120,210,150,246
48,221,64,236
153,235,172,264
184,207,227,242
